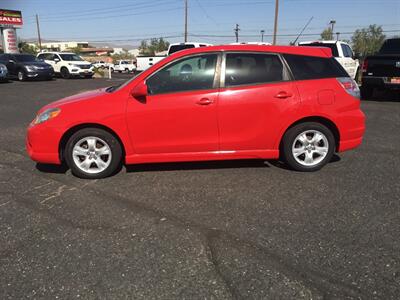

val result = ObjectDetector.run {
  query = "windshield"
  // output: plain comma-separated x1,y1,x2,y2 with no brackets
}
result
14,54,38,62
168,44,195,55
299,43,339,57
379,39,400,54
59,54,84,61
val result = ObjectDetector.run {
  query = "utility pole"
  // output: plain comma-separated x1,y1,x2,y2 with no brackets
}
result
329,20,336,40
336,32,340,41
35,14,42,51
184,0,188,42
261,30,265,42
273,0,279,45
234,24,240,43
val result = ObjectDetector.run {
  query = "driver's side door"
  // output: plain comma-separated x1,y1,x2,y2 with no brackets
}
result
126,53,220,155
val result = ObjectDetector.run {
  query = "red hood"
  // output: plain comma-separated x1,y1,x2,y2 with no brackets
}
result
42,88,108,111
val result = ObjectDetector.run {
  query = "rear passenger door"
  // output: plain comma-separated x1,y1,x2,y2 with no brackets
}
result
218,52,300,151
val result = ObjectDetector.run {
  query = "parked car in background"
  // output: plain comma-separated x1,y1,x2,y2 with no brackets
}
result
299,41,359,79
26,44,365,179
37,52,93,79
136,42,213,72
361,38,400,99
113,60,136,73
0,63,8,82
0,53,54,81
93,61,107,68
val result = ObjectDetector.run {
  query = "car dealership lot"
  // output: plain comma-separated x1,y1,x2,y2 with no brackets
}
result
0,76,399,299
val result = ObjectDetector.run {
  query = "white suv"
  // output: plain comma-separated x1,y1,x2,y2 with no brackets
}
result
37,52,94,79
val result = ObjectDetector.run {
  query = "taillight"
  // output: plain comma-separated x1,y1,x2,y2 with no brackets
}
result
361,59,368,73
337,77,360,99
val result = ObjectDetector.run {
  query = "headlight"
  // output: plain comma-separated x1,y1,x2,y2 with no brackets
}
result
26,65,38,72
33,108,61,125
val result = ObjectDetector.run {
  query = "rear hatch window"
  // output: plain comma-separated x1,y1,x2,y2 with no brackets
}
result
284,54,349,80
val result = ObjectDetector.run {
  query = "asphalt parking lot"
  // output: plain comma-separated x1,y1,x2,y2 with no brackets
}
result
0,75,399,299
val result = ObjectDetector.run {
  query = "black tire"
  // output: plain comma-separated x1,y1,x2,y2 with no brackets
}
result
85,74,93,79
281,122,335,172
17,70,26,81
60,67,70,79
361,85,374,100
64,128,122,179
125,68,129,73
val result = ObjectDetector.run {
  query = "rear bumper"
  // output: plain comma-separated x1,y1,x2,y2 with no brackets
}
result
362,76,400,89
337,109,366,152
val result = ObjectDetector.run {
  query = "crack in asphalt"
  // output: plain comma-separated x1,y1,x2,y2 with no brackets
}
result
0,149,369,299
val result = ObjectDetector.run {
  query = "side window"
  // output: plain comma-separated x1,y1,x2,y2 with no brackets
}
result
346,45,354,58
225,53,284,87
146,54,218,95
341,44,352,57
283,54,348,80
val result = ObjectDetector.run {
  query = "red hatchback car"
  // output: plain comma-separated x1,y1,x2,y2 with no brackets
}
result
26,45,365,179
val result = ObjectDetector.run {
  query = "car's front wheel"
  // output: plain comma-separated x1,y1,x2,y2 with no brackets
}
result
65,128,122,179
60,67,70,79
17,70,26,81
281,122,335,172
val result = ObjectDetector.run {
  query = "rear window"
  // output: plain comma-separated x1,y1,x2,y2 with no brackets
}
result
283,54,348,80
379,39,400,54
225,53,285,87
300,43,339,57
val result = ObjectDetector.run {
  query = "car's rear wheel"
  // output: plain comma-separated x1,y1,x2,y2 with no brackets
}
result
65,128,122,179
17,70,26,81
60,67,70,79
281,122,335,172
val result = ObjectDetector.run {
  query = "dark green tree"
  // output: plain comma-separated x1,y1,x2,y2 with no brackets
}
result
139,38,170,55
351,25,386,58
18,41,37,54
320,28,333,40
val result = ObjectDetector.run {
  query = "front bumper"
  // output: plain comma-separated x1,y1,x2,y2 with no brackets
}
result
26,69,54,79
26,123,62,164
69,68,94,76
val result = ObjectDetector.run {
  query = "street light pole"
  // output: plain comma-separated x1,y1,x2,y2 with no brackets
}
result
261,30,265,43
184,0,188,42
273,0,279,45
35,14,42,51
329,20,336,40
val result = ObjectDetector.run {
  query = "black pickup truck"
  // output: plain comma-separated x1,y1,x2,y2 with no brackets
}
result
361,38,400,99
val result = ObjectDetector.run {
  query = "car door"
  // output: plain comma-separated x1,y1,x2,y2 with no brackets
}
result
126,53,220,154
218,52,300,151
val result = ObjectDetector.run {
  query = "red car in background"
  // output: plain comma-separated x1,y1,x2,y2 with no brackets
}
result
26,45,365,179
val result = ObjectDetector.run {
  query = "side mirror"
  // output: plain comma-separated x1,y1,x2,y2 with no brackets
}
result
54,58,60,63
8,59,15,64
131,81,148,99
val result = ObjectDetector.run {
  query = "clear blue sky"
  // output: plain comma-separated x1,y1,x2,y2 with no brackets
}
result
1,0,399,47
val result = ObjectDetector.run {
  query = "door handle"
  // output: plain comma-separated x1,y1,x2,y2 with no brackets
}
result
274,91,293,99
196,98,214,105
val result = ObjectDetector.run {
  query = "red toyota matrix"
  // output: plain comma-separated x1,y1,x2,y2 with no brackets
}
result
26,45,365,179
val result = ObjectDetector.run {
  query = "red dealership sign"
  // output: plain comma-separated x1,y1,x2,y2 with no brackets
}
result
0,9,23,27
